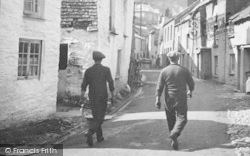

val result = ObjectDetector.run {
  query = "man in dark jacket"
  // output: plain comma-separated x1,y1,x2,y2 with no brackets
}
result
81,51,114,147
155,51,194,150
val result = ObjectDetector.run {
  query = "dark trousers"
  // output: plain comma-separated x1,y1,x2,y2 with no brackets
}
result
87,119,104,139
164,94,188,137
87,96,107,139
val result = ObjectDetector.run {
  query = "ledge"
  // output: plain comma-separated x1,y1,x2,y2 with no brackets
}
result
213,75,219,78
213,44,219,48
23,14,45,20
115,76,122,80
110,31,119,35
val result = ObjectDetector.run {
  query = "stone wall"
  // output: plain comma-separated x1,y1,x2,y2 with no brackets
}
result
0,0,61,128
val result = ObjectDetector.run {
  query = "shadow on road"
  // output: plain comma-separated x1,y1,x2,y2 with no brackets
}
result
61,71,249,155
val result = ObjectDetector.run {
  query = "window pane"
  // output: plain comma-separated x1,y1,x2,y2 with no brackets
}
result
35,44,39,53
30,66,34,76
29,66,38,76
18,54,23,65
34,66,38,76
22,66,27,76
34,55,39,64
18,66,22,76
24,0,33,12
31,43,35,53
35,0,38,12
30,55,38,65
19,42,24,53
30,55,34,64
24,43,28,53
23,54,28,64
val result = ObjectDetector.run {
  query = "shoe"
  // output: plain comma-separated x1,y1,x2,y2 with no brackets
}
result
97,137,104,142
84,132,93,147
169,134,178,150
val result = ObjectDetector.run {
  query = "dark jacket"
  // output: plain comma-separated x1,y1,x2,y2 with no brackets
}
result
81,64,114,99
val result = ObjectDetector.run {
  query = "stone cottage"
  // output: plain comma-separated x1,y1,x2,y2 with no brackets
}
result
0,0,61,128
58,0,135,104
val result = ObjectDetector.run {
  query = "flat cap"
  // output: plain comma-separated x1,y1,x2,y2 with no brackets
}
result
93,51,105,60
167,51,180,58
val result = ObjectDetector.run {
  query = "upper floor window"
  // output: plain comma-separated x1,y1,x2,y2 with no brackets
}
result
109,0,116,33
229,54,235,75
167,27,169,41
23,0,45,19
18,39,42,79
170,25,172,40
186,34,190,49
116,49,122,78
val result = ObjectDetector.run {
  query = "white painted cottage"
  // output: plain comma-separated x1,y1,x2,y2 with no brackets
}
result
0,0,61,128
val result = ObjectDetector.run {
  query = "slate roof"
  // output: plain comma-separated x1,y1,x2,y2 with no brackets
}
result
230,4,250,24
61,0,98,29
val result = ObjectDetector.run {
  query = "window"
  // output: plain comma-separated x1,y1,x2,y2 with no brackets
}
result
164,29,166,42
18,39,42,79
214,56,218,75
229,54,235,74
109,0,116,32
23,0,45,18
170,25,172,40
123,0,128,36
182,54,185,66
167,27,169,41
186,34,190,48
116,49,122,77
178,36,181,51
213,24,219,48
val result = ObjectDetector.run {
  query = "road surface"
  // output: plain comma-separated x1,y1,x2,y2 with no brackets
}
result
62,69,234,156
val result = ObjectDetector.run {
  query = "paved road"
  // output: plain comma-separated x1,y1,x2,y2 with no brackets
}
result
62,70,234,156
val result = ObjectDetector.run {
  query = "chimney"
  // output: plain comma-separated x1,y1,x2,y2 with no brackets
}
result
165,9,170,17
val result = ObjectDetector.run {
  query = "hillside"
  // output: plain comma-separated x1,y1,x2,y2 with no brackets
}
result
135,0,188,16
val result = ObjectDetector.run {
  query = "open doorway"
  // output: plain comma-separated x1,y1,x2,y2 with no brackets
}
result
57,44,68,105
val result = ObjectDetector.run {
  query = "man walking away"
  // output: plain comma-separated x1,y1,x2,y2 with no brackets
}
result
155,51,195,150
81,51,115,147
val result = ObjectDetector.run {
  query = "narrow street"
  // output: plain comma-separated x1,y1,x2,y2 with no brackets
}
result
62,70,234,156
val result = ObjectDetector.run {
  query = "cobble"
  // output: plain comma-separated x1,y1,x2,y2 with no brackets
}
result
227,94,250,156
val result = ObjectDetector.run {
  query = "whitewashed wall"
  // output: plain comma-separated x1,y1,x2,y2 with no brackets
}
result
0,0,61,128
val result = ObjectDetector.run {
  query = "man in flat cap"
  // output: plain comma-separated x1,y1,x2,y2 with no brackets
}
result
81,51,114,147
155,51,194,150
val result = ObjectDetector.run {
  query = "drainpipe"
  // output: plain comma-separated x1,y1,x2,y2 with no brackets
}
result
224,16,227,83
191,15,195,76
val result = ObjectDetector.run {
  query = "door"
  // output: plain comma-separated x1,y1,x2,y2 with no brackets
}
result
201,49,212,80
237,48,241,90
57,44,68,101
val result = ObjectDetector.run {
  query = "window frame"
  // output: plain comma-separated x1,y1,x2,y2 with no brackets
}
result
18,38,42,80
23,0,45,19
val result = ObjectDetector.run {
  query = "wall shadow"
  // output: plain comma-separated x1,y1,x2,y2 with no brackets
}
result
63,118,236,152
